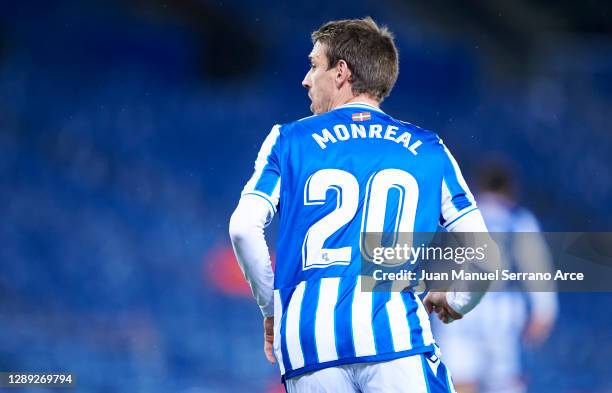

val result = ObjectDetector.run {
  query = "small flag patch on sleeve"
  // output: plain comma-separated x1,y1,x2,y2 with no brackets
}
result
352,112,371,122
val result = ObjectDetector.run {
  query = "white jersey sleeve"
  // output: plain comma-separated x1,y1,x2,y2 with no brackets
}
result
229,125,282,317
444,209,502,316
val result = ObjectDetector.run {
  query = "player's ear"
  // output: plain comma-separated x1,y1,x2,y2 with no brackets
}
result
335,59,352,87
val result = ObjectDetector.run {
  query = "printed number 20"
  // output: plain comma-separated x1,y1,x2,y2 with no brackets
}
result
302,168,418,269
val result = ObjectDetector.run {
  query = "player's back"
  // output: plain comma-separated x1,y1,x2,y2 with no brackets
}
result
243,102,477,379
275,103,465,285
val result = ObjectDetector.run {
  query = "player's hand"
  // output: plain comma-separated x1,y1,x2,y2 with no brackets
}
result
263,316,276,364
423,292,463,324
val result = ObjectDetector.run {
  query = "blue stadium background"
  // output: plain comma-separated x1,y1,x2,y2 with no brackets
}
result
0,1,610,392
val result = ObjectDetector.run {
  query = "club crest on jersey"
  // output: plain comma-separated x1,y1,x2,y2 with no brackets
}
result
352,112,371,122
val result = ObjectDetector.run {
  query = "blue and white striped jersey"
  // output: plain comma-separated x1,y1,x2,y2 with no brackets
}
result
241,102,477,379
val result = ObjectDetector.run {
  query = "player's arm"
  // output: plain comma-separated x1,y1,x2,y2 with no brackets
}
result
229,195,277,363
229,125,281,363
424,142,501,322
443,212,501,318
229,124,281,317
229,195,276,317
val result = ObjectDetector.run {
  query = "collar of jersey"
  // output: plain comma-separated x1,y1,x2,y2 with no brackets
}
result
335,102,385,114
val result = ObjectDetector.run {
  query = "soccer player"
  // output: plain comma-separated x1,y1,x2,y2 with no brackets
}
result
229,17,498,392
433,163,558,393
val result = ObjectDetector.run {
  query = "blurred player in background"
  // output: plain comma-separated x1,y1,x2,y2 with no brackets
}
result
433,162,558,393
230,17,499,392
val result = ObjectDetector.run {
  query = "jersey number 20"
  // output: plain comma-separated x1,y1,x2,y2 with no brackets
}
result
302,168,418,269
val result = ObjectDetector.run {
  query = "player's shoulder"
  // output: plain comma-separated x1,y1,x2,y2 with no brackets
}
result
386,115,448,157
271,111,342,142
394,117,442,143
283,110,339,130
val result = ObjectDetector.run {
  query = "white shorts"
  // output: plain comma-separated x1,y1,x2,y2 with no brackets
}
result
285,351,456,393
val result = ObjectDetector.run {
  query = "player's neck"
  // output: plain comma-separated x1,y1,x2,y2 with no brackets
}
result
333,95,380,111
